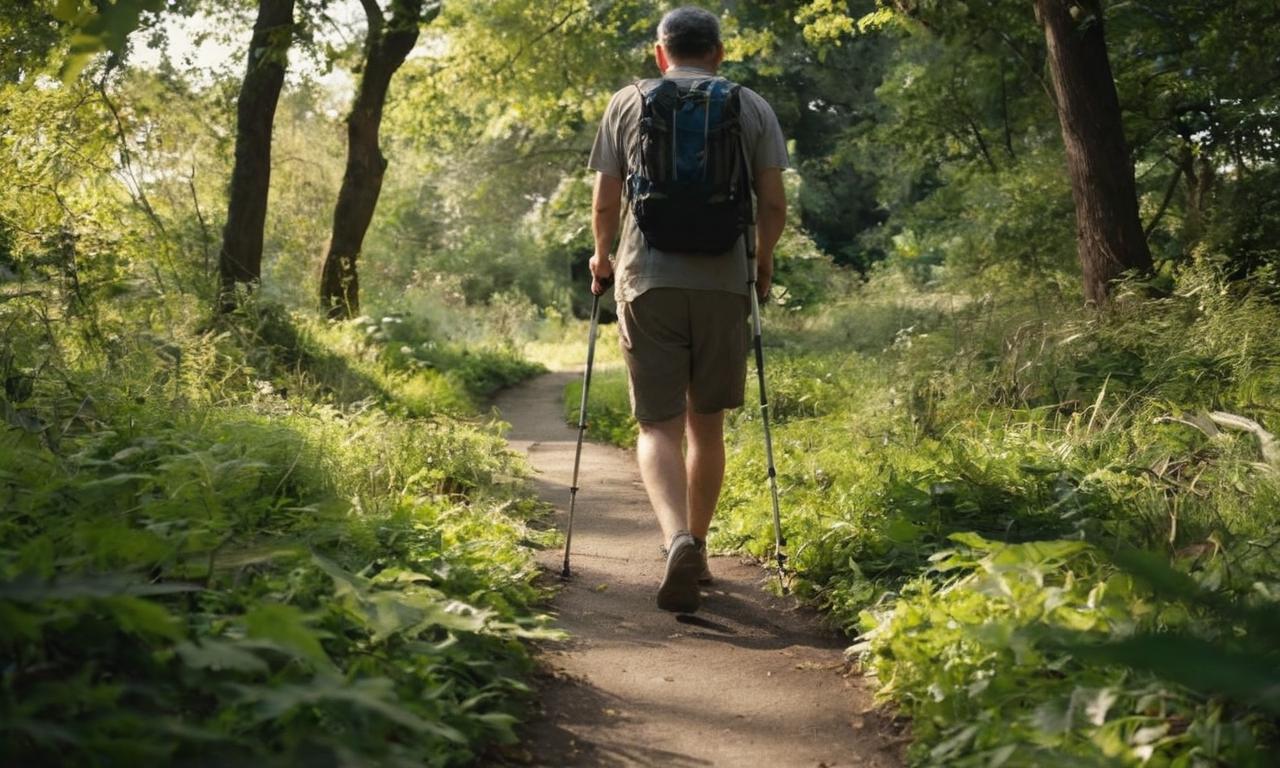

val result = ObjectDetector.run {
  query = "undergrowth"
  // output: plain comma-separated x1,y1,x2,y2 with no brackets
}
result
1,293,550,766
566,263,1280,765
563,366,635,447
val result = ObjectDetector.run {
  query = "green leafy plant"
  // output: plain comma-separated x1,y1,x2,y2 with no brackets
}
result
1,292,554,766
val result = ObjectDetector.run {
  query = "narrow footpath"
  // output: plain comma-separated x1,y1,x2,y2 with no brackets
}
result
493,372,904,767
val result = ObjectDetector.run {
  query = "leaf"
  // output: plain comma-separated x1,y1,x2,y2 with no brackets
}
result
0,573,200,602
1108,548,1201,601
1063,632,1280,714
370,567,435,586
234,677,467,743
948,531,993,551
312,553,488,641
105,596,183,641
413,600,490,634
52,0,84,23
81,473,154,487
1032,698,1071,735
175,639,269,674
1081,686,1117,726
473,711,519,743
885,514,921,544
243,603,333,670
58,0,168,81
929,724,978,761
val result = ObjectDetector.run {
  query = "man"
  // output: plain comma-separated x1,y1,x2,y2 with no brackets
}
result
586,6,788,613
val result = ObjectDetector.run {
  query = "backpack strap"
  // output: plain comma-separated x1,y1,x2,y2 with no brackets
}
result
629,78,673,195
730,86,757,261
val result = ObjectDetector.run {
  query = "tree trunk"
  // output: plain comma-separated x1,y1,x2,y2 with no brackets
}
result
1035,0,1152,305
319,0,433,319
218,0,294,308
1180,149,1215,244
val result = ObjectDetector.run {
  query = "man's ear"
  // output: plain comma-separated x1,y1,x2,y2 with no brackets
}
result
655,43,670,74
712,42,725,68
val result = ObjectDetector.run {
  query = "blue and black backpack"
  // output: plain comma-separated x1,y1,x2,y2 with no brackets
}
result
627,77,752,255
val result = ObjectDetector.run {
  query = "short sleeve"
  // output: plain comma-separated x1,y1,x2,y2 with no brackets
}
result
743,90,789,174
588,90,626,179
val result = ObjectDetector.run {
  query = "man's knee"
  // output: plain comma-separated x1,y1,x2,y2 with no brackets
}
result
686,408,724,439
639,412,685,439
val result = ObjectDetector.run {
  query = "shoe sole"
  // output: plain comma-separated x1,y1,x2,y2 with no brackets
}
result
657,543,702,613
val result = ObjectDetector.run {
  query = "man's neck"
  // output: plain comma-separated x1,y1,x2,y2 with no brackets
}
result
665,62,717,76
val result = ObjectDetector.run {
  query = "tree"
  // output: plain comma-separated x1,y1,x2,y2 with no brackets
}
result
362,0,654,311
1034,0,1151,304
727,0,893,271
318,0,438,319
218,0,295,307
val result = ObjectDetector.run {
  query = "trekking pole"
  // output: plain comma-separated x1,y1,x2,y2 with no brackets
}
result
747,280,788,593
561,279,609,579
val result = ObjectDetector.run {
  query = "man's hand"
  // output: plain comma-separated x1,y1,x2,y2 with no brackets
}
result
755,263,772,302
590,253,614,296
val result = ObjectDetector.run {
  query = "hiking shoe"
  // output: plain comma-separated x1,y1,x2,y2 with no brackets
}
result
693,536,713,585
657,532,702,613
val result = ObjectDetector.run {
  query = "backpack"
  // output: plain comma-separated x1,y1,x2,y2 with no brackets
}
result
626,77,752,255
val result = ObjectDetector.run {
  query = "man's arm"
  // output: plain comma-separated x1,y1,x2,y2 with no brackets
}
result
589,171,623,296
753,167,786,300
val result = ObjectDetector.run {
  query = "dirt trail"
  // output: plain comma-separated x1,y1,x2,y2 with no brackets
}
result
492,372,903,767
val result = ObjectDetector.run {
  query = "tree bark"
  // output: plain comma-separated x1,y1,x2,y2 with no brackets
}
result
319,0,434,319
1035,0,1152,305
218,0,294,308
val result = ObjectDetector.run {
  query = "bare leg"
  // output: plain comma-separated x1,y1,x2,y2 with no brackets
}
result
636,413,688,546
685,407,725,539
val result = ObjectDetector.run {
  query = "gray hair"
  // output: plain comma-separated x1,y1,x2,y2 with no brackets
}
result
658,6,721,60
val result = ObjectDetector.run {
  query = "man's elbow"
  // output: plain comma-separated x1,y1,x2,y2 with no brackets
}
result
760,197,787,221
593,199,622,217
592,172,624,216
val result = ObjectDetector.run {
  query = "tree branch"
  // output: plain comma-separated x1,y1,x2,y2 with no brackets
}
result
359,0,385,37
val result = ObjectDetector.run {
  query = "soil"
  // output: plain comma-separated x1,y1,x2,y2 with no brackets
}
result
491,371,906,767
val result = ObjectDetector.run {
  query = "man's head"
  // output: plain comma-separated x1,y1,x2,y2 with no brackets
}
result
655,6,724,73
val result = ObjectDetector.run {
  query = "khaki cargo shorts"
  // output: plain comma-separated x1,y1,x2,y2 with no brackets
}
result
617,288,749,423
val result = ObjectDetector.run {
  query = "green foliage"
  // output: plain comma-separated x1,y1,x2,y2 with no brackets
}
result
1,284,552,765
329,312,545,412
711,267,1280,764
563,367,635,447
856,535,1275,766
50,0,168,80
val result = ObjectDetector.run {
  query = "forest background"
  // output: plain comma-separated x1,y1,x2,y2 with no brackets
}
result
3,0,1279,766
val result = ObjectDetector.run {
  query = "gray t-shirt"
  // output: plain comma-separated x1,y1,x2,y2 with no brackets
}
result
588,66,790,303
